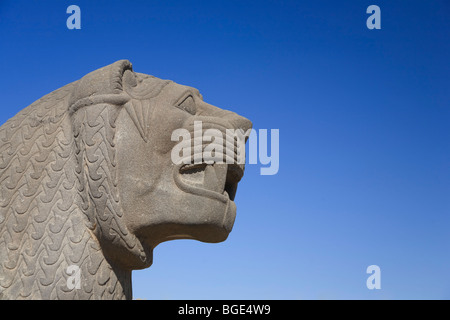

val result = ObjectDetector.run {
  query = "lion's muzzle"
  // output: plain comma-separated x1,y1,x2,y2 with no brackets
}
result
173,114,252,204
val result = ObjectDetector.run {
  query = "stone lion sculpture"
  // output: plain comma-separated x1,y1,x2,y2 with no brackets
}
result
0,60,251,299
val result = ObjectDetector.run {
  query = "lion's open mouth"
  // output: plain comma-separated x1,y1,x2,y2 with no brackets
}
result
178,163,244,201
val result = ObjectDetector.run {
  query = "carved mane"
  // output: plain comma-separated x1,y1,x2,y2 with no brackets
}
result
0,61,155,299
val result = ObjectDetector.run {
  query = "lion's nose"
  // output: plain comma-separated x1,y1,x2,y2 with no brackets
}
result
225,113,252,133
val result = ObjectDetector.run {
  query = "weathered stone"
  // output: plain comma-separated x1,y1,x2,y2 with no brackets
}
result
0,60,251,299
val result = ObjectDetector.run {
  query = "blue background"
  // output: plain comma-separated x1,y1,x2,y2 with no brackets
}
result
0,0,449,299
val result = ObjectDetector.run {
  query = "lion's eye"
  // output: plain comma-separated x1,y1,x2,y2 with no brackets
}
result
177,95,196,115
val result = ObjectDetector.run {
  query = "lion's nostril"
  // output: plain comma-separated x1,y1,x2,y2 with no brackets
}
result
239,117,252,133
226,114,252,134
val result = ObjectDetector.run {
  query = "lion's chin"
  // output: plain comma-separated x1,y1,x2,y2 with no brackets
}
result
172,162,242,241
129,163,242,251
136,197,236,251
133,172,238,251
159,199,235,242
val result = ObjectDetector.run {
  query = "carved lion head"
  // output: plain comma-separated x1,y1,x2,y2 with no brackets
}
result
0,60,251,299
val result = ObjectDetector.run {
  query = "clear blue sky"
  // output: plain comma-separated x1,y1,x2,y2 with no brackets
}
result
1,0,449,299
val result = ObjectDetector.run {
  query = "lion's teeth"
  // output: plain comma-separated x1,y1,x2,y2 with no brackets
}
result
179,162,232,196
203,165,219,193
179,163,206,184
213,164,228,194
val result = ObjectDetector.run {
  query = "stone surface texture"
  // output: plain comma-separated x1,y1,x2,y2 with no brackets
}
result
0,60,251,299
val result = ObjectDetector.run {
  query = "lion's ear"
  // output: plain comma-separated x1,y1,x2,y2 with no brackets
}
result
69,60,171,143
69,60,132,114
